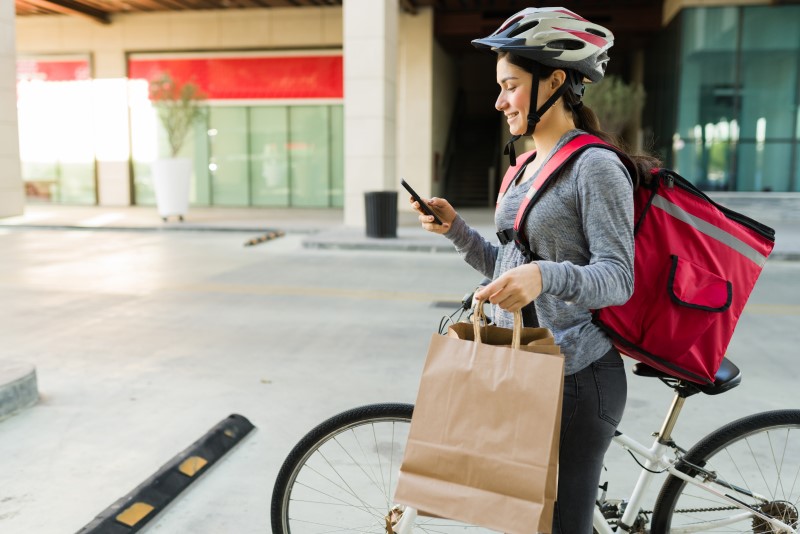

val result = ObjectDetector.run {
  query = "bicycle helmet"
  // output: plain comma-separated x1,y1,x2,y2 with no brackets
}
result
472,7,615,164
472,7,614,84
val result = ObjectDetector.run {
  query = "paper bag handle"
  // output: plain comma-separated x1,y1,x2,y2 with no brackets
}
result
472,301,523,350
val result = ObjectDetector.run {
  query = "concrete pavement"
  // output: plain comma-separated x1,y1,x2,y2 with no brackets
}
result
0,195,798,533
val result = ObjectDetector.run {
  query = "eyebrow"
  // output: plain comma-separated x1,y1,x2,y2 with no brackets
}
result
498,76,519,84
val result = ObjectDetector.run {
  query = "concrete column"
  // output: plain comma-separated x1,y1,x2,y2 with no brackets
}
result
343,0,398,227
397,8,433,207
0,1,24,217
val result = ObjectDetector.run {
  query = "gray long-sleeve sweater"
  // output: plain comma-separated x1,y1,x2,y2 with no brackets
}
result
446,130,634,375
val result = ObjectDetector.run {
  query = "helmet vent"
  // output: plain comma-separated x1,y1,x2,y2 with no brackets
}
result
508,20,539,38
548,39,585,51
494,15,524,36
585,28,607,38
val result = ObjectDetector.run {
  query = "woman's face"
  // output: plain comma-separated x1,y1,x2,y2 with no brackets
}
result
496,56,564,136
495,56,536,136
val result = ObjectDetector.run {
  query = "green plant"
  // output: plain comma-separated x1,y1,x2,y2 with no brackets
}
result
583,75,645,135
149,73,207,158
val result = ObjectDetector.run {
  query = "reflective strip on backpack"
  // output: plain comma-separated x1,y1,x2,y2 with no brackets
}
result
651,194,768,267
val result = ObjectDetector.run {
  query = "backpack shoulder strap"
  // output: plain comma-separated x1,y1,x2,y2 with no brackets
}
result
496,149,537,206
497,133,635,259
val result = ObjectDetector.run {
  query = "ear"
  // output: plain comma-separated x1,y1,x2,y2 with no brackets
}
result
551,70,567,90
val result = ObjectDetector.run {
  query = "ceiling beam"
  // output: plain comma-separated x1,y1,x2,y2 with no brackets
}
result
21,0,111,23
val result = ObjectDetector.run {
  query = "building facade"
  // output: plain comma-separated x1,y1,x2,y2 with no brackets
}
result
657,3,800,192
3,0,799,221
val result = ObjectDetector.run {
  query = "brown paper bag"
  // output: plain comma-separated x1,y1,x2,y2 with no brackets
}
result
447,320,559,353
394,308,564,534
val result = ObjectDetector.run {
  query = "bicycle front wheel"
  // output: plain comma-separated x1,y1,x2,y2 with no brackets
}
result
651,409,800,533
270,403,499,534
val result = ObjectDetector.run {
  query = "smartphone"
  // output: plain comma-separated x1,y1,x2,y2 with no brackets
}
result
401,179,444,225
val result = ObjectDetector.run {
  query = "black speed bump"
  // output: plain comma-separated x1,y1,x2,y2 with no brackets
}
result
77,414,255,534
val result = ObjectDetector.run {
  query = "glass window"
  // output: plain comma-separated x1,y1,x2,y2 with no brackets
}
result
208,107,249,206
249,107,290,207
133,102,344,206
672,6,800,191
739,6,800,192
674,8,739,189
289,106,331,208
737,142,794,192
130,79,157,206
17,80,96,204
191,120,212,205
741,5,800,51
330,105,344,208
740,6,800,142
796,142,800,192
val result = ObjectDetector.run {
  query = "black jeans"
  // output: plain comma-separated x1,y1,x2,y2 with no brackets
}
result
552,348,627,534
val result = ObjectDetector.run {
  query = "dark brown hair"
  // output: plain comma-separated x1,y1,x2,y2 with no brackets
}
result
499,52,660,187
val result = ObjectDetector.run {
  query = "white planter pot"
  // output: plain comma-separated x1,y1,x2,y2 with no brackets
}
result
152,158,192,220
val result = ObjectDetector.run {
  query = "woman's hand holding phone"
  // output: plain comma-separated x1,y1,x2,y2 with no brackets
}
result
402,179,455,234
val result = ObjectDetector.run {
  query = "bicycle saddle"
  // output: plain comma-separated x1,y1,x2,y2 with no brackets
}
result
632,358,742,395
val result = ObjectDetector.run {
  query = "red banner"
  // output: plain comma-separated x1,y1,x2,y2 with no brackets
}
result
17,59,90,82
128,55,343,100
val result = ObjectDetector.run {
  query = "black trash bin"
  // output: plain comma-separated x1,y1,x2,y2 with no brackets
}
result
364,191,398,238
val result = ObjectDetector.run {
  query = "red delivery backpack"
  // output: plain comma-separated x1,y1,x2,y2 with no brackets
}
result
496,134,776,384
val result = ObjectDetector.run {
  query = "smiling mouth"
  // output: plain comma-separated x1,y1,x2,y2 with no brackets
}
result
506,112,518,121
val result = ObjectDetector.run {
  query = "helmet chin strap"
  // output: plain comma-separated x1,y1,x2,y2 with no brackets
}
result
503,63,571,166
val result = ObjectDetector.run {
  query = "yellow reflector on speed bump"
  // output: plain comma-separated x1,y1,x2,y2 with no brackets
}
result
79,415,255,534
178,455,208,477
116,502,154,527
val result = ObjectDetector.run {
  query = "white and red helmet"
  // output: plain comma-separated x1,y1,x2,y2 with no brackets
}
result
472,7,614,84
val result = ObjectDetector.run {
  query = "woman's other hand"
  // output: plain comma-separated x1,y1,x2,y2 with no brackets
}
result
409,196,455,234
473,263,543,312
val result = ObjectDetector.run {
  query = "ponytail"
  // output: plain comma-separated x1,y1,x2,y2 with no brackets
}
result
563,90,660,189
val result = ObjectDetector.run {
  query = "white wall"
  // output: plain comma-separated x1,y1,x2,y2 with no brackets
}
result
0,0,24,217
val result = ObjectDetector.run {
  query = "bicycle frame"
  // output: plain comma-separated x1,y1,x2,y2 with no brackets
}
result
393,390,797,534
594,431,793,533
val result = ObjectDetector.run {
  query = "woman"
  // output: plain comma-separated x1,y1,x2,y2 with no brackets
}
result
411,7,657,533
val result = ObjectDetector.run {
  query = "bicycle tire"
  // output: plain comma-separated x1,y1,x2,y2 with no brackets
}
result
650,409,800,533
270,403,503,534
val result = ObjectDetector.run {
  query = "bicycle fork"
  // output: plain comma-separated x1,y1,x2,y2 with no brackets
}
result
386,505,416,534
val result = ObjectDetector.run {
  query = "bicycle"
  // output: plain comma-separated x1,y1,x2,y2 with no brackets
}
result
271,294,800,533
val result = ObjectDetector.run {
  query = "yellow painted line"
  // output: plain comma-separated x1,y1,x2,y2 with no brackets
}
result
744,304,800,315
116,502,154,527
176,283,460,303
178,456,208,477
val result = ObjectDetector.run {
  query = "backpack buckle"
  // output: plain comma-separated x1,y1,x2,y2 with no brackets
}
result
496,228,515,245
498,229,536,261
515,240,535,262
